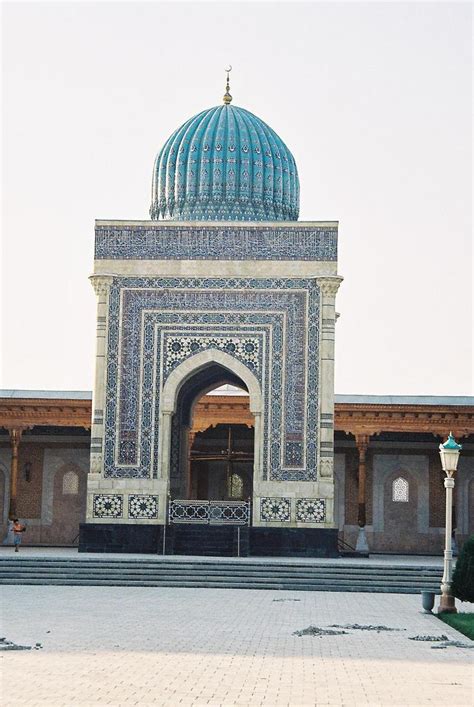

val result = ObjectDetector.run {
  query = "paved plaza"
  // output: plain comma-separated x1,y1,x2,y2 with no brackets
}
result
0,582,472,706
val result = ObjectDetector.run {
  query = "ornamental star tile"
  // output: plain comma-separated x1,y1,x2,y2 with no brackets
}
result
260,497,291,522
93,494,123,518
129,495,159,519
296,498,325,523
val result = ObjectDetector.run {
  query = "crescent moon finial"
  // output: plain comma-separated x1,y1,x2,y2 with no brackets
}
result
223,65,233,105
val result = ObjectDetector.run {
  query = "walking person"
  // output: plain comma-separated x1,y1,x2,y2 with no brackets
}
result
12,519,26,552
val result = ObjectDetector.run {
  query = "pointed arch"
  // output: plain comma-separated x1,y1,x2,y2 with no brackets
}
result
161,348,262,415
158,349,263,485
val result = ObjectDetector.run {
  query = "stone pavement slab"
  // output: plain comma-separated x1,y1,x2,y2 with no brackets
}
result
0,586,472,706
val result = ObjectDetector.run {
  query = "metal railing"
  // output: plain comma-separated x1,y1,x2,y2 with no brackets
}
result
168,499,251,526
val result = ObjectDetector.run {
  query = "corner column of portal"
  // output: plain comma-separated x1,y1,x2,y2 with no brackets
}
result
89,275,114,475
316,277,342,490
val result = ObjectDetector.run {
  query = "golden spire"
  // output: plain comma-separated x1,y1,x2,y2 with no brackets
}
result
223,65,233,104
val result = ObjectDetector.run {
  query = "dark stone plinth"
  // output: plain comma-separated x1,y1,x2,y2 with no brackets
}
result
249,527,339,558
79,523,337,557
168,524,249,557
79,523,164,554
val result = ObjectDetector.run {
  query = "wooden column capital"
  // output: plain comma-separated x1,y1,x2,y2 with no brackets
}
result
355,434,370,454
6,426,30,445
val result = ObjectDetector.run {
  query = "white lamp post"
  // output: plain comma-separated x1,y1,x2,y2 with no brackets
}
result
438,432,462,614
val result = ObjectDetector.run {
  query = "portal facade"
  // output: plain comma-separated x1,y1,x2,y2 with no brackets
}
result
80,84,342,554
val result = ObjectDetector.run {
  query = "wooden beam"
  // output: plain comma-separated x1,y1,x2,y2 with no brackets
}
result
335,403,474,438
0,398,92,430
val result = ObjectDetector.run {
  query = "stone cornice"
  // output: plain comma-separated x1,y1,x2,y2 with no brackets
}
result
95,220,339,228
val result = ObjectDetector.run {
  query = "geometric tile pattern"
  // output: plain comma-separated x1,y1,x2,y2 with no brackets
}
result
92,494,123,518
260,497,291,522
95,224,337,262
103,276,320,482
296,498,326,523
128,495,159,519
165,335,260,376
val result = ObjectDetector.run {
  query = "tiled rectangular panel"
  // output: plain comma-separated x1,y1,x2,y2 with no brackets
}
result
103,277,320,481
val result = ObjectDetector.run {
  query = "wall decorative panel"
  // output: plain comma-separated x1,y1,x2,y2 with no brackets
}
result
128,495,159,519
92,494,123,518
260,498,291,522
95,224,337,261
296,498,326,523
103,277,320,482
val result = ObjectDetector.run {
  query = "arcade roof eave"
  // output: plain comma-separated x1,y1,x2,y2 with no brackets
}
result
0,390,473,438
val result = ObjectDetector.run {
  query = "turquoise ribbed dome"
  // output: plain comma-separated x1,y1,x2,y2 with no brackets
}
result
150,104,299,221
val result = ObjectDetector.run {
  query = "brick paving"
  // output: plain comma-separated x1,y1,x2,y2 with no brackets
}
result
0,585,472,706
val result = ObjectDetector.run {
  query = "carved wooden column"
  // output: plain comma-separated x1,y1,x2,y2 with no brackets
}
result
355,433,370,553
89,275,114,475
7,427,25,518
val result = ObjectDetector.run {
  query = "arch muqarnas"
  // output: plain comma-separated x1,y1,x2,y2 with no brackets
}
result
159,349,263,487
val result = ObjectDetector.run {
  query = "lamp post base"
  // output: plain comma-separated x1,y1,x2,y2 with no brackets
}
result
355,526,369,555
438,593,457,614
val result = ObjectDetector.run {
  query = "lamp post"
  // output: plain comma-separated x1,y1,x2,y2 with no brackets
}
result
438,432,462,614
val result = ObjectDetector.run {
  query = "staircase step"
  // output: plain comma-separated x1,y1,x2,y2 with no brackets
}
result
0,555,442,594
0,567,440,583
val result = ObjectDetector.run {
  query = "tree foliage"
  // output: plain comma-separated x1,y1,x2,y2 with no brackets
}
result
451,534,474,603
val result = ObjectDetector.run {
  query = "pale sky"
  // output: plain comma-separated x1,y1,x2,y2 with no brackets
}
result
2,1,472,395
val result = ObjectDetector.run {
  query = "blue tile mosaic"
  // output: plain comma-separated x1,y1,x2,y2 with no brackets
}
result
103,277,320,482
95,224,337,261
164,334,260,377
149,105,300,222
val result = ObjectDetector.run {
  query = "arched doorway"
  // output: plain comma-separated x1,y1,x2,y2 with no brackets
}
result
160,350,263,506
169,367,253,501
189,392,254,502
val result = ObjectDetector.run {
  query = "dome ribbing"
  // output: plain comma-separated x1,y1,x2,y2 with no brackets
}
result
150,104,299,221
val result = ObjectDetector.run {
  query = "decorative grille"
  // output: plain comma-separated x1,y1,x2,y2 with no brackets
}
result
62,471,79,495
392,477,409,502
169,499,251,526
